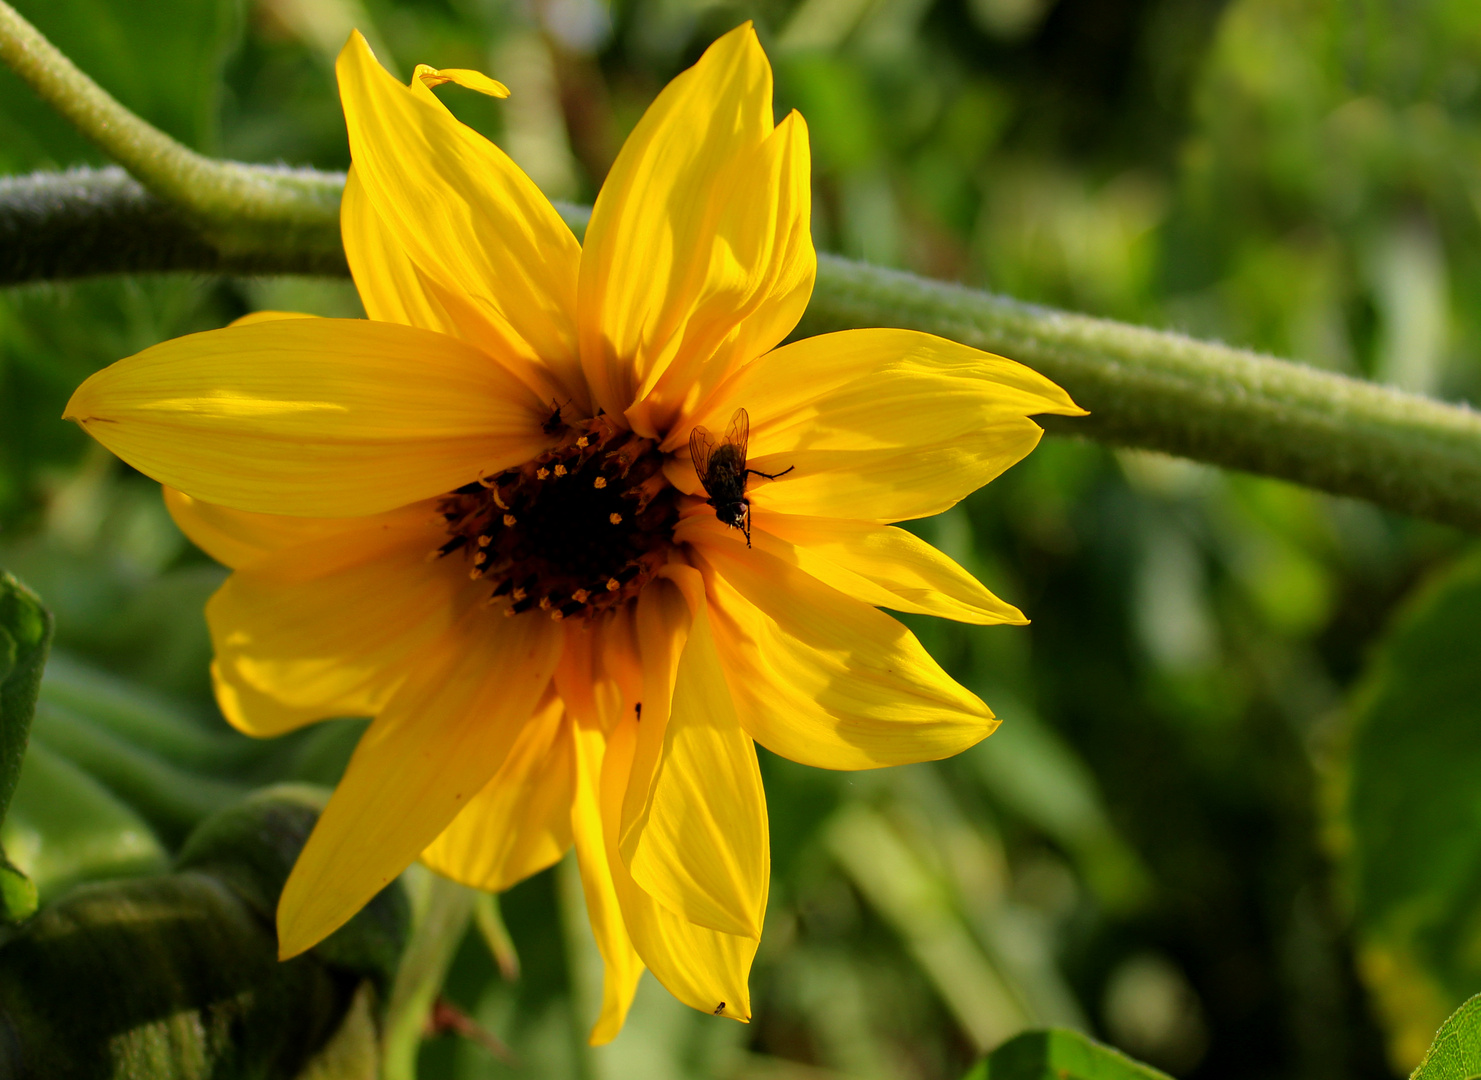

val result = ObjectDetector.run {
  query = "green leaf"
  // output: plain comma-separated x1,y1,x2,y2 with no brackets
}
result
0,786,410,1078
30,700,246,845
1411,993,1481,1080
0,570,51,826
175,784,411,997
39,651,262,774
1,740,167,903
963,1029,1173,1080
0,570,51,923
1338,549,1481,1067
0,856,35,924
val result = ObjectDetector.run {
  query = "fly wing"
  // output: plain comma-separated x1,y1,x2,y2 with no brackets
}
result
689,425,716,491
725,407,750,466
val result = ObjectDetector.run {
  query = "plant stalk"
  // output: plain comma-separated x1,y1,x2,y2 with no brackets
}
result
3,0,1481,530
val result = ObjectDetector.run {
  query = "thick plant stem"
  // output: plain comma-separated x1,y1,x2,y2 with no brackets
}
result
3,0,1481,531
5,170,1481,532
0,0,342,257
799,256,1481,531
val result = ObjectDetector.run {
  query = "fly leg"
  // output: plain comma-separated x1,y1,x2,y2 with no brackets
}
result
745,465,794,481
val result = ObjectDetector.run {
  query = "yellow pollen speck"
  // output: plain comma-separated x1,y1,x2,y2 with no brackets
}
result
554,464,568,477
576,436,589,448
469,568,483,580
593,476,607,489
572,589,589,603
539,596,552,610
550,609,564,621
609,512,622,525
503,607,516,618
503,513,517,527
536,467,550,479
512,587,526,602
606,578,619,591
473,552,487,565
477,535,491,547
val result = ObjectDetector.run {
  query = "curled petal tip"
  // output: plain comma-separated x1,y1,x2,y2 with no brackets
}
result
414,64,510,98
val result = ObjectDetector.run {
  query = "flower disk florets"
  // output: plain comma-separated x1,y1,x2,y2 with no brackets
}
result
434,414,680,620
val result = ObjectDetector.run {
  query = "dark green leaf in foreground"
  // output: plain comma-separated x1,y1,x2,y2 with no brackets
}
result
0,570,52,923
963,1029,1173,1080
1340,549,1481,1068
0,785,409,1079
1410,993,1481,1080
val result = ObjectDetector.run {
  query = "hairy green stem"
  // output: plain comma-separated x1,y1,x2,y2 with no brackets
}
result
0,0,341,256
3,0,1481,530
799,257,1481,531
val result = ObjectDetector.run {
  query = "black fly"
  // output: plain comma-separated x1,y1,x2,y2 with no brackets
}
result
689,408,793,547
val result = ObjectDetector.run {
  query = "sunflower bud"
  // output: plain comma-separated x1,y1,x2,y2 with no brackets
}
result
0,785,410,1079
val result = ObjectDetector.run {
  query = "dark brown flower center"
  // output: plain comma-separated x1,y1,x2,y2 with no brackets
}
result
434,415,680,620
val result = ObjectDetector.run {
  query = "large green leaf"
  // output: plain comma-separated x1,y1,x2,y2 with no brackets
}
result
963,1029,1172,1080
1,740,167,903
1412,993,1481,1080
1339,549,1481,1068
0,786,408,1079
0,570,52,923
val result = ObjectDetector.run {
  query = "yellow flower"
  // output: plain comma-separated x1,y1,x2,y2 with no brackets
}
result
63,24,1083,1041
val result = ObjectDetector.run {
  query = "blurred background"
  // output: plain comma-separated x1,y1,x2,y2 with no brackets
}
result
3,0,1481,1077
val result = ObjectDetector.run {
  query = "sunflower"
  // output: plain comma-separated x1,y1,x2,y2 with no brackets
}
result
63,23,1083,1041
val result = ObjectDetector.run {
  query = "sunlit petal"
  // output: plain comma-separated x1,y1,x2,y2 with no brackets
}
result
164,487,359,570
413,64,509,97
278,610,563,957
666,328,1084,521
579,24,813,427
64,317,549,517
205,502,469,737
571,718,646,1044
622,566,768,939
686,518,997,770
421,694,574,892
756,510,1026,625
600,712,756,1019
337,31,586,405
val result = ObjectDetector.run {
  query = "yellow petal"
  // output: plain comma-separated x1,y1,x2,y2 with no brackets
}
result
620,575,690,859
688,519,997,770
413,63,509,97
205,502,470,737
342,167,561,406
337,32,586,406
278,609,563,957
669,328,1084,522
755,511,1026,625
600,712,756,1020
164,487,359,570
340,167,462,335
571,718,645,1044
622,566,768,940
579,24,813,427
421,694,574,892
229,310,317,327
212,658,346,742
64,317,549,517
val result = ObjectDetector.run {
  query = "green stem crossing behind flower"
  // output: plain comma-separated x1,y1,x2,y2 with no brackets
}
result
1,0,1478,532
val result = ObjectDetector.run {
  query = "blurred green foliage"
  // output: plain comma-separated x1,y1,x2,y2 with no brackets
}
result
4,0,1481,1076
